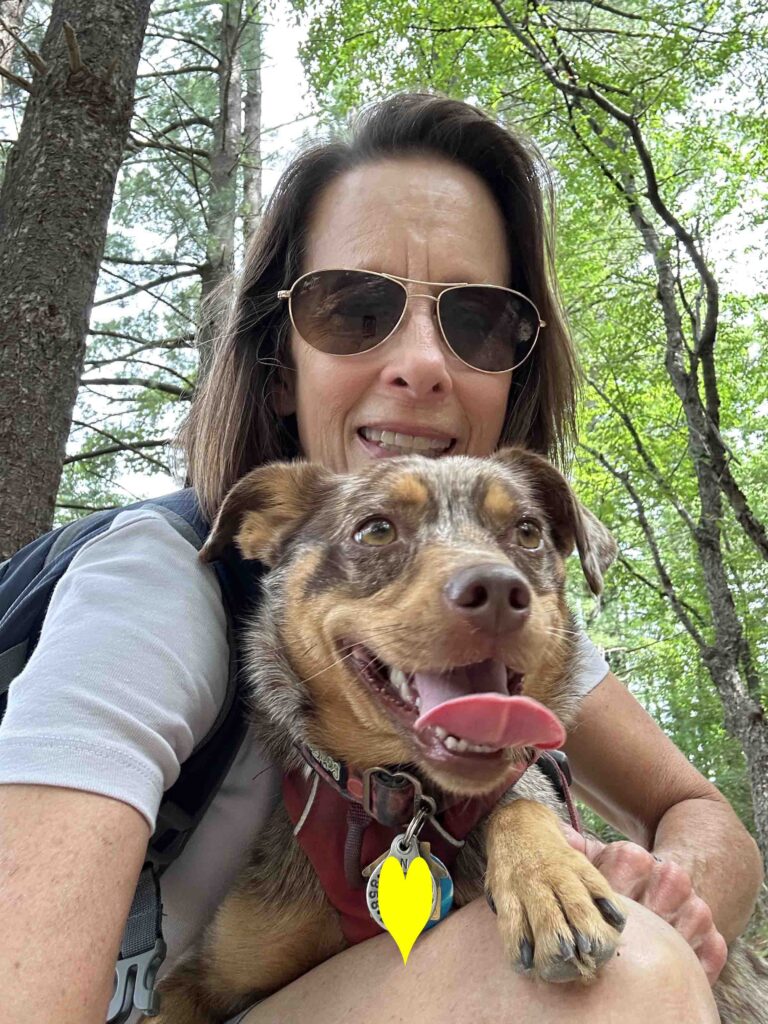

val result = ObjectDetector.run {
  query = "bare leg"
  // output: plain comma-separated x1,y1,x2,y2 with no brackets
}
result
242,896,719,1024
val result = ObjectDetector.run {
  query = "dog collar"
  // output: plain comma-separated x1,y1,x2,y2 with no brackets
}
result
283,745,539,945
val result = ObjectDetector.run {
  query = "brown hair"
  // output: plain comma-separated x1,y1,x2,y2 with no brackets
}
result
177,92,580,522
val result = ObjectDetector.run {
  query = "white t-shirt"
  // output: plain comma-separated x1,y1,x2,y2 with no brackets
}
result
0,506,609,1020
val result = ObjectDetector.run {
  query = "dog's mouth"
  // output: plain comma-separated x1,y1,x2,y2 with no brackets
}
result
345,643,565,766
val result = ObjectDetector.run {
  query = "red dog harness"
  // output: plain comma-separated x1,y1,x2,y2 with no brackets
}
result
283,744,543,944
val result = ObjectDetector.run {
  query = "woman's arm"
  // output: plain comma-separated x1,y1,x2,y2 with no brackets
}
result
0,784,150,1024
562,671,764,944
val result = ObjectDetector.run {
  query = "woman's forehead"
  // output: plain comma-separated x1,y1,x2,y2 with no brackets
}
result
302,156,511,285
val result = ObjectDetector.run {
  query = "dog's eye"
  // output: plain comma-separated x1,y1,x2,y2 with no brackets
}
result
353,518,398,546
516,520,542,549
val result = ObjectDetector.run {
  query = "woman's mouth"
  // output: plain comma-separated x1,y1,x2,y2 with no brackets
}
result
357,426,456,459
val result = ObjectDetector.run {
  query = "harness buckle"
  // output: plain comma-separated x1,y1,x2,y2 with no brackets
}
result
107,937,167,1023
361,766,428,825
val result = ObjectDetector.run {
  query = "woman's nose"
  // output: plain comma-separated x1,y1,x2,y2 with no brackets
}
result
379,298,453,398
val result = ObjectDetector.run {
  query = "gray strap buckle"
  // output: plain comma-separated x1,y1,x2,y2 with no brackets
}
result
107,937,166,1023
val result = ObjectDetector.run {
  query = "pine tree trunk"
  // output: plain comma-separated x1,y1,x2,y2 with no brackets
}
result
242,4,262,244
0,0,153,559
198,0,241,381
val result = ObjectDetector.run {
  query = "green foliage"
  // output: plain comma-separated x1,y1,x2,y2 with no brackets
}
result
291,0,768,831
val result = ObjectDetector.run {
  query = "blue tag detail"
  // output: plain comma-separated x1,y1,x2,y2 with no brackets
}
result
423,856,454,931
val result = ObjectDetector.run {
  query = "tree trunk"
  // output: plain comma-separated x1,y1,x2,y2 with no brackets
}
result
241,3,262,244
0,0,30,104
0,0,153,560
197,0,241,381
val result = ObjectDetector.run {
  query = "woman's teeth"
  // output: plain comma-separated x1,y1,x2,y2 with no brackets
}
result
361,427,452,455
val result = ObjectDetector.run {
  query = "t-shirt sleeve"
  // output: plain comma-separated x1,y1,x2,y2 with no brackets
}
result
572,631,610,696
0,507,229,831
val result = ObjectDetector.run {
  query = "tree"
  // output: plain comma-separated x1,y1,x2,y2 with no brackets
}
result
61,0,269,513
294,0,768,858
0,0,153,558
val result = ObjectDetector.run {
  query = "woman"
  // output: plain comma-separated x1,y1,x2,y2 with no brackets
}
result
0,93,760,1024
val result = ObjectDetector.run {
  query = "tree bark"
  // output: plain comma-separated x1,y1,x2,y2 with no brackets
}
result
0,0,153,559
241,3,262,244
197,0,241,381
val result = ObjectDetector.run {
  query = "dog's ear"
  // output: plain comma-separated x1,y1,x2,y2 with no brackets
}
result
200,460,336,566
492,447,617,596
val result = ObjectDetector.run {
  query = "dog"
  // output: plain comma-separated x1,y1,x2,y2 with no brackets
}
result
149,446,768,1024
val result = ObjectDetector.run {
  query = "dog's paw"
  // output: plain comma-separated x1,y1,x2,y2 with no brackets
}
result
487,844,627,983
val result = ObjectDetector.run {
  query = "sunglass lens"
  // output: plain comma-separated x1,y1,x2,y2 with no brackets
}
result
440,286,539,372
290,270,405,355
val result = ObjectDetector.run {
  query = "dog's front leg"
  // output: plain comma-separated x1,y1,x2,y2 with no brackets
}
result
148,802,347,1024
485,798,627,983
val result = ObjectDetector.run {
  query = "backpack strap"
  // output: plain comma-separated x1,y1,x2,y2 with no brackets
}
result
105,491,262,1023
0,490,263,1024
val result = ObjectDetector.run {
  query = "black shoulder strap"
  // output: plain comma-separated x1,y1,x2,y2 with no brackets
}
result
106,493,264,1023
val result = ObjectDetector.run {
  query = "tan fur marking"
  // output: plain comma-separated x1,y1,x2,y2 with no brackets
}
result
389,472,430,509
235,513,276,562
209,891,345,996
280,545,579,787
153,893,345,1022
485,799,622,982
483,479,517,528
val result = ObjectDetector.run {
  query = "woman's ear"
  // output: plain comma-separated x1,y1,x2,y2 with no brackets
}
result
271,365,296,417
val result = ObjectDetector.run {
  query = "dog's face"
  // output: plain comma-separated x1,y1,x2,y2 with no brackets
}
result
203,448,615,796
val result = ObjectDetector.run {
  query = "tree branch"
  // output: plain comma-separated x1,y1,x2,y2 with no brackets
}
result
616,554,706,626
62,20,83,73
79,376,193,399
102,255,202,268
94,265,201,306
64,437,170,467
579,442,707,650
0,62,31,91
137,63,218,78
0,15,46,73
585,375,698,535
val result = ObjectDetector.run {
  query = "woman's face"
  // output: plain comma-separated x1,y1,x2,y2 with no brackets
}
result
280,156,514,474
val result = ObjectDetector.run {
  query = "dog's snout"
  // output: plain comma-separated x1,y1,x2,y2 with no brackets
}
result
444,563,531,634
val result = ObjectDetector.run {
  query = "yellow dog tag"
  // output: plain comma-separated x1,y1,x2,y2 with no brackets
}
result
378,854,434,964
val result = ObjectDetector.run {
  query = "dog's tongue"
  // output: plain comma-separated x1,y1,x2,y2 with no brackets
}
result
412,659,565,749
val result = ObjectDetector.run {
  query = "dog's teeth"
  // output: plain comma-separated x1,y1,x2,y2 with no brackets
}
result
390,666,417,707
439,730,499,755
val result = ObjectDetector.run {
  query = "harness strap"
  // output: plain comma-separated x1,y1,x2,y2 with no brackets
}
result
107,865,166,1023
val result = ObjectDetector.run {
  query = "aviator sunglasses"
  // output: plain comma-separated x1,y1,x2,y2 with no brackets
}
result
277,268,546,374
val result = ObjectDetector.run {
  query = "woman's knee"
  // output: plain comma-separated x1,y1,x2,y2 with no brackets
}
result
244,895,719,1024
618,897,720,1022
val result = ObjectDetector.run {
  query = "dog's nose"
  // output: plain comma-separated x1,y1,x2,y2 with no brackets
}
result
444,563,531,634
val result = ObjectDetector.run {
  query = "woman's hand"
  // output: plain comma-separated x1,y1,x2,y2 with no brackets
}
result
561,823,728,985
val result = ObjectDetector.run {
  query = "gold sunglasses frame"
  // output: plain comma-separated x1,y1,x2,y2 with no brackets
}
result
277,268,546,375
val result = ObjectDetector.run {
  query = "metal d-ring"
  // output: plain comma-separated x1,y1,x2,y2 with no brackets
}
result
402,796,437,848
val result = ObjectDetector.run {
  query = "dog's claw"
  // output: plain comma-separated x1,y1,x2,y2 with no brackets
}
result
558,934,577,962
594,897,627,932
573,928,592,958
519,936,534,970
